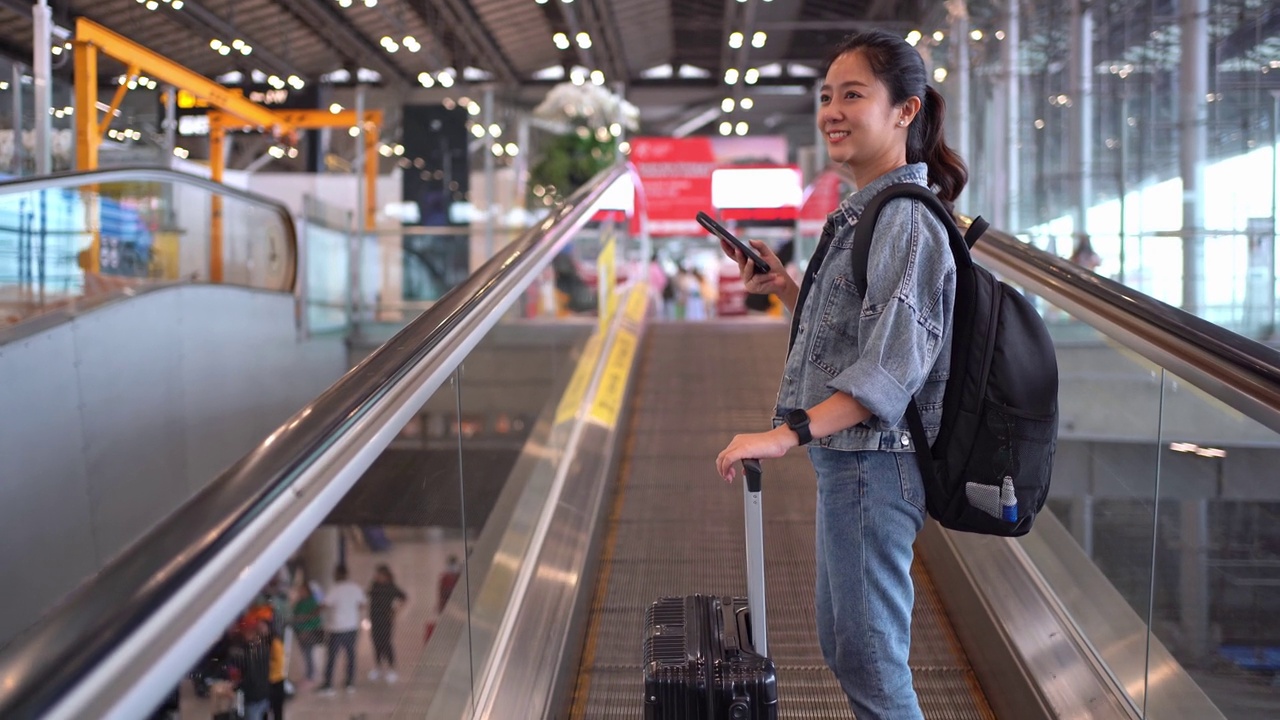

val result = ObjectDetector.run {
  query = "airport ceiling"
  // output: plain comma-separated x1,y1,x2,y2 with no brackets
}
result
0,0,948,136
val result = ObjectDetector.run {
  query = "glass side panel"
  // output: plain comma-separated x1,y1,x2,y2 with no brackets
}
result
1023,300,1165,713
153,376,471,717
0,177,293,328
1151,371,1280,718
455,317,588,713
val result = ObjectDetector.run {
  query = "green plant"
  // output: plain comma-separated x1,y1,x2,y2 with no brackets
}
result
528,128,616,206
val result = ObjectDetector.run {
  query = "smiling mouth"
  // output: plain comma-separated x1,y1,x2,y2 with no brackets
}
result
826,131,849,142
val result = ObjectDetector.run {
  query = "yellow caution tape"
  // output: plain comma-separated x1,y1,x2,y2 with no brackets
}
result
623,283,649,325
588,328,638,428
554,333,604,426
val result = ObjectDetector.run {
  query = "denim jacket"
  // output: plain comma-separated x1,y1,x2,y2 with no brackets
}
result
775,162,955,452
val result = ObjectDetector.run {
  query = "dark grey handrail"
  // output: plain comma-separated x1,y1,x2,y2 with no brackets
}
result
0,162,630,720
0,165,298,291
969,219,1280,434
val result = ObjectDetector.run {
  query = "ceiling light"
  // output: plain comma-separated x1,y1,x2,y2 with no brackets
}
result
576,32,592,49
721,98,734,112
504,143,518,156
752,32,766,48
492,143,504,156
590,70,605,85
719,121,732,135
349,126,360,137
725,68,739,84
729,32,743,49
609,122,621,137
417,72,434,88
471,124,485,138
218,46,230,56
468,102,481,116
231,39,244,49
744,68,759,84
172,0,183,7
970,29,984,41
364,0,376,6
933,30,944,42
488,123,501,137
740,97,753,110
905,30,921,46
933,67,948,82
210,39,223,50
735,121,748,136
438,71,454,88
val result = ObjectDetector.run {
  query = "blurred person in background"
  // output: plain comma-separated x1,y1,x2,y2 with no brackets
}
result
317,565,365,696
368,564,408,684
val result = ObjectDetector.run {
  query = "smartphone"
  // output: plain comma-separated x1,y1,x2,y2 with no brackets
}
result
696,211,772,275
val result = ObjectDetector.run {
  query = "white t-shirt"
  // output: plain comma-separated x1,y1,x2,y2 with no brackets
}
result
324,581,367,632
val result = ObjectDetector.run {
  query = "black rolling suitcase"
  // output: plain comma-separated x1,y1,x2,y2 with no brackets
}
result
643,459,778,719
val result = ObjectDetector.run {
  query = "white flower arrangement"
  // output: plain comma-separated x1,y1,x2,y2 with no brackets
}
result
532,82,640,134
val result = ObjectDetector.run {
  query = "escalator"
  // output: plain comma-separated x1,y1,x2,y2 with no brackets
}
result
569,322,993,718
0,162,1273,719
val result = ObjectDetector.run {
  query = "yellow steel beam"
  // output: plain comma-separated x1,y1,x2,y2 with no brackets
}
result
74,40,98,172
272,109,383,129
96,64,137,143
273,109,384,231
364,119,378,231
74,17,289,133
209,111,226,282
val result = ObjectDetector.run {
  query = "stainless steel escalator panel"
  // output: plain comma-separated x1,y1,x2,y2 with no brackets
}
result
570,322,993,719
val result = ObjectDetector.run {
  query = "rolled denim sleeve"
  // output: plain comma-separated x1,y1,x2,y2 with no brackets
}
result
827,199,954,427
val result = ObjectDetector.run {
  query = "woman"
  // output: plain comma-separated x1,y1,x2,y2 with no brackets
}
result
714,30,967,720
289,581,324,688
368,564,407,683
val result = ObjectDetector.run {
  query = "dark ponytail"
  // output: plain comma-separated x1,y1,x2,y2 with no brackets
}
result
823,31,969,203
913,86,967,203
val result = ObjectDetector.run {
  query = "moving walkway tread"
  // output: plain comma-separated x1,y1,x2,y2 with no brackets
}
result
568,321,994,719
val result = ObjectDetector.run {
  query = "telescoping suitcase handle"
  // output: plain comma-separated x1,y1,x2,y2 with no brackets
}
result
741,458,768,657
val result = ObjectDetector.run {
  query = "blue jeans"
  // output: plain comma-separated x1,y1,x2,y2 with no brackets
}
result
244,698,270,720
323,630,358,688
810,447,925,720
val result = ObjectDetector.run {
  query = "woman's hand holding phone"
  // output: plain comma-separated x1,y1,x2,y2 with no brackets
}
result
723,239,789,296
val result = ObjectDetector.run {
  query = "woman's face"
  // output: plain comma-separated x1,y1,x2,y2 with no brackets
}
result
817,50,913,174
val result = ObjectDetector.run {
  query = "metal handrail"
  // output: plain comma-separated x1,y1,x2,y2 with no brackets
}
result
0,165,299,291
970,220,1280,434
0,162,629,720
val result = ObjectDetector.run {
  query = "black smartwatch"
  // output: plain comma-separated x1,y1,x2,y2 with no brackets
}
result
784,408,812,446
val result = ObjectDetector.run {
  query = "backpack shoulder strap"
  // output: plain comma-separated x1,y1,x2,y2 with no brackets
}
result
963,216,989,249
850,183,971,298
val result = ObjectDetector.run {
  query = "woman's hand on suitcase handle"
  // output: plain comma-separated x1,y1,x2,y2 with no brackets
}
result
716,427,795,483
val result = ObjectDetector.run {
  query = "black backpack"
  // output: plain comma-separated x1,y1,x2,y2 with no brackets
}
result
850,184,1058,537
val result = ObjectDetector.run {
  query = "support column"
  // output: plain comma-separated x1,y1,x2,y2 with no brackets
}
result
352,84,365,325
73,43,101,274
1179,0,1208,314
1069,0,1093,242
303,526,340,591
1179,499,1210,663
33,0,51,174
163,85,177,158
1070,494,1094,558
483,85,496,261
11,63,24,174
1003,0,1020,230
951,3,972,191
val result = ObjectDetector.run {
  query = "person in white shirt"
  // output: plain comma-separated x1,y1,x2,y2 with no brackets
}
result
317,565,366,695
